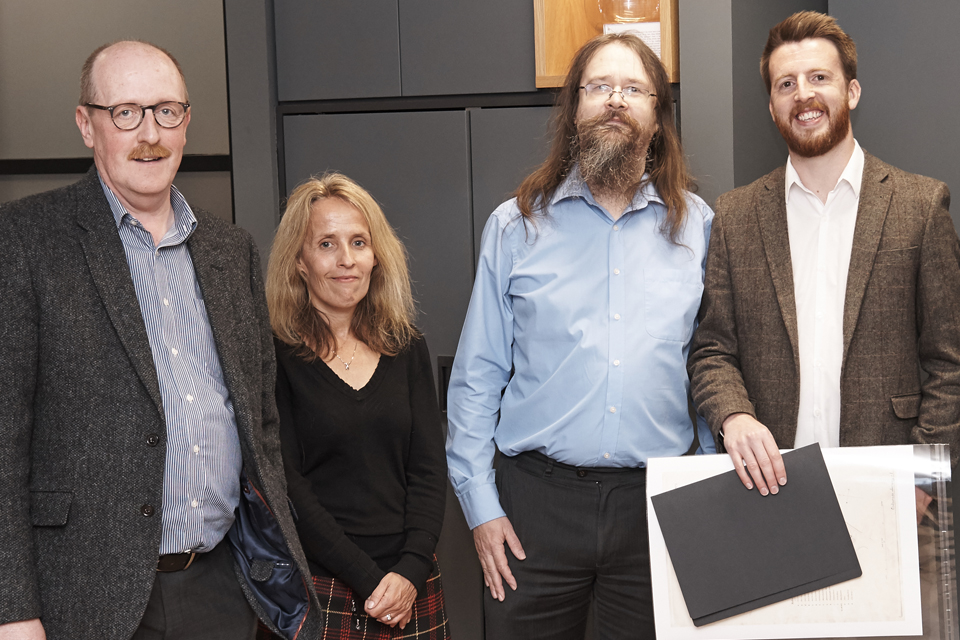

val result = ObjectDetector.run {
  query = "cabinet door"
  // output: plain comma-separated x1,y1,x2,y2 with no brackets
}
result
274,0,401,101
283,111,473,372
469,106,554,259
399,0,537,96
283,110,482,640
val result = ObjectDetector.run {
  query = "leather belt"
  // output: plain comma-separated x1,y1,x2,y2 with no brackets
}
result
157,552,197,572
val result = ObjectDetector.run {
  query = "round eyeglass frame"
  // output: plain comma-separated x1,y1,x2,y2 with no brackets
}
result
84,101,190,130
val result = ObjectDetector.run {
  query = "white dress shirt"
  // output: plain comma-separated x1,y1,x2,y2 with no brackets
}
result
786,141,864,449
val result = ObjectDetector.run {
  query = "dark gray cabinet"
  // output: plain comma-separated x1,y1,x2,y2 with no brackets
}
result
398,0,538,96
274,0,402,101
469,106,553,258
283,111,474,362
283,109,483,638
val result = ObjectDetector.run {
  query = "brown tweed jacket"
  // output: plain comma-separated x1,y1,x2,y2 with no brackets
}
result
689,152,960,466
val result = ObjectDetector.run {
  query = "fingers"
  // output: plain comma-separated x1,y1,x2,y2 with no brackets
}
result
473,517,524,602
721,413,787,496
365,573,417,624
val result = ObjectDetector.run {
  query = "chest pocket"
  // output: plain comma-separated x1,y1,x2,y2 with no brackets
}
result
644,268,704,342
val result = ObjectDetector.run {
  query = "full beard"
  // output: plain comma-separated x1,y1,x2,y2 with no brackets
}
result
574,111,653,198
774,99,850,158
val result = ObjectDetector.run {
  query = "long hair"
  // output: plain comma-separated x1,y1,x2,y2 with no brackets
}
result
761,12,857,93
514,33,694,243
266,173,418,360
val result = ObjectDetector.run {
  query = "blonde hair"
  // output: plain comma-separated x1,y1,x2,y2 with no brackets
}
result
267,173,418,359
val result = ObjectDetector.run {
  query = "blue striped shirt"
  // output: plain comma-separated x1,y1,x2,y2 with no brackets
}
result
100,175,242,554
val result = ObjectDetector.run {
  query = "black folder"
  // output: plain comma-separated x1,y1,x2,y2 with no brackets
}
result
650,444,861,626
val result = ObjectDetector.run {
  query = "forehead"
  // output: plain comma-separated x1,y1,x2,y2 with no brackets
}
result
308,197,369,231
92,43,186,103
580,42,650,85
769,38,843,79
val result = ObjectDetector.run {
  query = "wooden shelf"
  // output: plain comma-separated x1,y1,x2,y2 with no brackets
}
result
534,0,679,87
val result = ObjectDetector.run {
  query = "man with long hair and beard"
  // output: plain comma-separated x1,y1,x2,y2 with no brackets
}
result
690,12,960,498
446,34,715,639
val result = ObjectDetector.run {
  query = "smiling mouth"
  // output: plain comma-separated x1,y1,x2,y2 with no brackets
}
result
796,110,824,123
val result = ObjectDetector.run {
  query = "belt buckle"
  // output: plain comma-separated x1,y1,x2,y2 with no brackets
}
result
157,551,197,572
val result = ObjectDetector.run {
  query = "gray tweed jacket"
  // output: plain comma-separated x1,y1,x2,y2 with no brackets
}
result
689,152,960,466
0,169,320,638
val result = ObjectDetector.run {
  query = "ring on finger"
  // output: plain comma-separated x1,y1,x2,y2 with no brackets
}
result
385,614,392,621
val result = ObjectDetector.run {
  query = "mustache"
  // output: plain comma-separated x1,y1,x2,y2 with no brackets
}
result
128,143,172,161
577,109,645,137
792,100,829,119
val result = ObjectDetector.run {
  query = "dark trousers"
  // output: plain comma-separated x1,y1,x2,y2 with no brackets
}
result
132,541,257,640
484,451,655,640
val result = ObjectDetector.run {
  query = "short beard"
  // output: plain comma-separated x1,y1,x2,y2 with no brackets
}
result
774,99,850,158
574,111,653,198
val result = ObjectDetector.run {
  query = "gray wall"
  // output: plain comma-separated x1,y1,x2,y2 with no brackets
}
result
680,0,827,207
830,0,960,231
0,0,229,159
0,0,232,220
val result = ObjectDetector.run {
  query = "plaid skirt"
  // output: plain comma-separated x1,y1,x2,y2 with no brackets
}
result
258,557,451,640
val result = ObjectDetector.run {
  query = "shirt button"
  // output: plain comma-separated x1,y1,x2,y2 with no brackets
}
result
186,394,194,403
814,408,821,417
613,225,619,231
141,504,155,517
603,452,611,459
609,406,616,413
163,298,170,306
614,268,621,275
171,347,178,356
193,444,200,454
614,314,621,320
613,359,620,366
191,499,199,508
146,434,160,447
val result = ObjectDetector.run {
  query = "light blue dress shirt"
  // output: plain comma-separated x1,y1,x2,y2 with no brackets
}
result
101,176,242,554
446,168,716,529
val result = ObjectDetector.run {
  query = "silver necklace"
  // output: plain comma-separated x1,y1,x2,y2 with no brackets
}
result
334,341,359,370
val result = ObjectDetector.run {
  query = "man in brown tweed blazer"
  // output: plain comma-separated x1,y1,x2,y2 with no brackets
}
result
689,11,960,496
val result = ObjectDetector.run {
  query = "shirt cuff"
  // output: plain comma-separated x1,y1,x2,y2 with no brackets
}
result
456,481,506,530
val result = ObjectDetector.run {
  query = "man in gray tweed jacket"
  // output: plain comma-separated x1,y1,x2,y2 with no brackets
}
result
689,11,960,494
0,41,318,639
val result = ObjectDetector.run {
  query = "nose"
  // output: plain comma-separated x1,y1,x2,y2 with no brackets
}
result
337,245,356,267
795,77,816,101
137,109,162,144
606,87,628,109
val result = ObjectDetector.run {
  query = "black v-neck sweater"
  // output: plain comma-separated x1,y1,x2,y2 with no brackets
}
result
275,335,447,598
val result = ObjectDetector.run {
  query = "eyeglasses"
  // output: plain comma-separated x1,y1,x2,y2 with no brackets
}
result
84,101,190,130
579,84,656,102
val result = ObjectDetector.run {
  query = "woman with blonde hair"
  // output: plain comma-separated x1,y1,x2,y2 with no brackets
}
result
264,173,450,639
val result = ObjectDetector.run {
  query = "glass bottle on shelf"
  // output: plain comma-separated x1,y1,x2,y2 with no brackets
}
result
595,0,660,24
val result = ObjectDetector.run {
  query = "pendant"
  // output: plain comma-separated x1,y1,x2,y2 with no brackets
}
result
344,363,350,370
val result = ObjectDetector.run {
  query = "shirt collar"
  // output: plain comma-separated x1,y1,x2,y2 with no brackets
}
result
98,171,197,243
551,164,663,213
785,139,864,200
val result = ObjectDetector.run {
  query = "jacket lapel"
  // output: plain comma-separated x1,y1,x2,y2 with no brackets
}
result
842,152,892,365
757,170,801,362
188,222,251,439
74,171,164,417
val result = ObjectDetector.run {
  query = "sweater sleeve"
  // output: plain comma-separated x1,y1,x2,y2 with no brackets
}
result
275,344,386,598
389,336,447,593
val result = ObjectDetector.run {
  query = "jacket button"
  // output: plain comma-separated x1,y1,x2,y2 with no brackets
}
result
141,504,155,517
146,434,160,447
576,469,587,478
